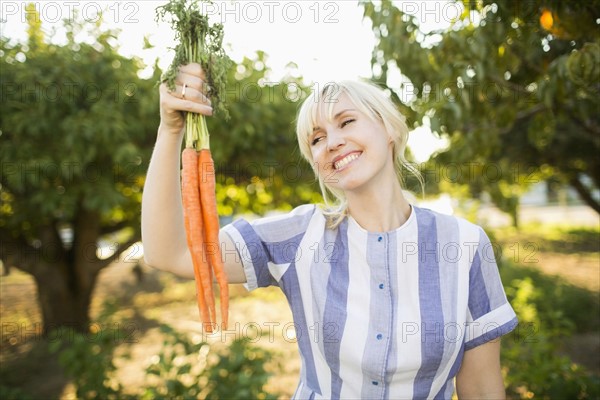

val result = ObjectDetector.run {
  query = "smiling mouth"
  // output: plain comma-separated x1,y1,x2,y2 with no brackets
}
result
333,152,362,170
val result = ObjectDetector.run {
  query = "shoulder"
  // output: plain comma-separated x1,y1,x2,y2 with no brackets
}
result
223,204,321,242
252,204,319,227
412,205,487,242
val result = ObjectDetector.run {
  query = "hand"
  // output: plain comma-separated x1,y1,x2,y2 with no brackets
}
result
158,63,213,136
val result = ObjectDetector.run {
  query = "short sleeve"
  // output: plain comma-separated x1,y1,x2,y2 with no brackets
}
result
220,204,316,291
464,227,518,350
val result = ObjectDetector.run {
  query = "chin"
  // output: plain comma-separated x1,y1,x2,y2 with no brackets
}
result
330,177,367,193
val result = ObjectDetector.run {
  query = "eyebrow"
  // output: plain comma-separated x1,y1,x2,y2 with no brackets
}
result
311,109,357,134
333,108,356,119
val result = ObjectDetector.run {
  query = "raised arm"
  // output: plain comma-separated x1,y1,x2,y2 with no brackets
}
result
141,63,245,283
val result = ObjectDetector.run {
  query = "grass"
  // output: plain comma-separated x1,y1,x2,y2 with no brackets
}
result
493,223,599,334
493,222,600,255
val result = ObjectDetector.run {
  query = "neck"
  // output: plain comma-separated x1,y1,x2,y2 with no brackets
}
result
346,181,411,232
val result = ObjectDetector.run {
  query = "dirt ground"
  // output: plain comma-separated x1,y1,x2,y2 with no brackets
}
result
1,245,599,399
527,252,600,292
0,259,300,399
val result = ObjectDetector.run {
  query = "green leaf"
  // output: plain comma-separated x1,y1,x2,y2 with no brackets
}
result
362,0,600,216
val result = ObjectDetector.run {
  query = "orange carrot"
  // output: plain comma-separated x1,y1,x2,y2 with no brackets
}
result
199,148,229,330
182,148,214,332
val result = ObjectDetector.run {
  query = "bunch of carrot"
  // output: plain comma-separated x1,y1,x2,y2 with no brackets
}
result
157,0,231,332
181,127,229,333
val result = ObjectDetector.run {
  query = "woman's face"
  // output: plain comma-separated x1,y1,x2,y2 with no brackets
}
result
308,93,396,194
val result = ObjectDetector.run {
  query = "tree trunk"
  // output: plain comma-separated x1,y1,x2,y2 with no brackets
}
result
36,206,106,335
33,261,99,335
2,206,139,335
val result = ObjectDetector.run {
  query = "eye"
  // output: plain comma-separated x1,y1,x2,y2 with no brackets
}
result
311,135,325,146
341,118,355,128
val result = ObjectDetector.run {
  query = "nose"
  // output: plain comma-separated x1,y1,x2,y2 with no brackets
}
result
326,129,345,152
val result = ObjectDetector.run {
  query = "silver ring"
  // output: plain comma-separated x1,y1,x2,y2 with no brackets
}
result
181,83,187,99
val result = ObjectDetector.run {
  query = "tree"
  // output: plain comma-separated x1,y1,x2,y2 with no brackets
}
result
363,0,600,223
0,6,314,333
0,6,160,333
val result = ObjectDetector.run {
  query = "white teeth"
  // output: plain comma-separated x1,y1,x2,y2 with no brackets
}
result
334,153,360,170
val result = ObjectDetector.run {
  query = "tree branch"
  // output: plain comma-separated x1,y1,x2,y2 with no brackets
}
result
565,112,600,147
94,236,141,273
569,176,600,214
515,103,547,121
0,231,40,274
497,104,547,135
508,43,546,75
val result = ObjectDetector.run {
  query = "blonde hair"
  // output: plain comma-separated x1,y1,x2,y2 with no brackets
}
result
295,80,423,229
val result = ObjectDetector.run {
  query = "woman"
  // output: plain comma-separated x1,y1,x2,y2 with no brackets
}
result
142,63,518,399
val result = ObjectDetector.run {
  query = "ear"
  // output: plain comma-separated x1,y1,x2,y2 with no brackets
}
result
388,138,397,158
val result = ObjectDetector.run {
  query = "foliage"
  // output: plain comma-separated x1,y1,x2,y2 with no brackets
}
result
1,8,158,238
501,274,600,399
50,331,123,399
0,385,34,400
142,324,207,399
362,0,600,221
143,324,278,400
494,223,600,398
48,302,127,400
202,333,278,400
0,5,159,329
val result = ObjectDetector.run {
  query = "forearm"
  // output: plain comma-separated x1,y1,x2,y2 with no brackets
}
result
141,124,193,277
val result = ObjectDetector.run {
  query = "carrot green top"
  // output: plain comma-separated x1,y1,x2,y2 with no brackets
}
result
156,0,231,150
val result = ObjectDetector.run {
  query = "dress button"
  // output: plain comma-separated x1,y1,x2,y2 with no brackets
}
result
378,236,383,242
376,333,383,340
372,381,378,386
379,283,384,289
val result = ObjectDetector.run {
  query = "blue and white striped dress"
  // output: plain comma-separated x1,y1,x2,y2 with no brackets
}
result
222,204,518,399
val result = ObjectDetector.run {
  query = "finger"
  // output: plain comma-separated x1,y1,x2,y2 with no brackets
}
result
170,97,213,116
179,63,206,81
173,83,212,106
160,82,181,98
160,82,177,98
182,85,212,106
160,84,213,116
161,82,207,104
177,72,211,98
